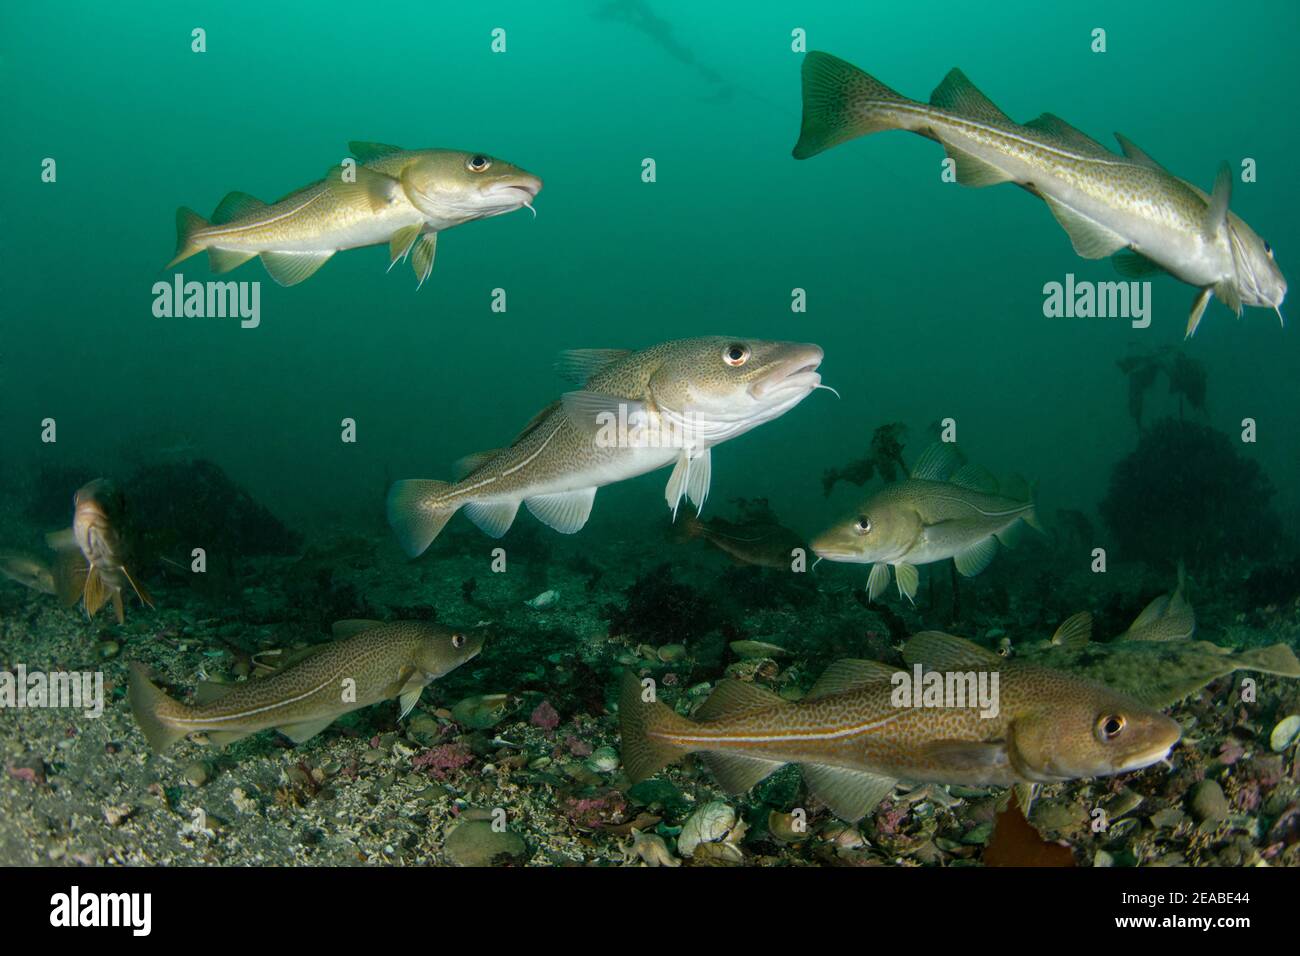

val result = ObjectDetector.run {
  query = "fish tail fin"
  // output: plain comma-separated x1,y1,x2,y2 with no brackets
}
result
386,480,459,557
166,207,208,268
793,52,914,159
127,663,189,751
1235,644,1300,678
618,671,694,783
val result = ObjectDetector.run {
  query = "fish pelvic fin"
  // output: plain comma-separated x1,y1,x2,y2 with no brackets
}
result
386,479,459,557
793,52,912,160
1186,287,1214,338
127,663,190,751
618,671,694,784
166,207,208,268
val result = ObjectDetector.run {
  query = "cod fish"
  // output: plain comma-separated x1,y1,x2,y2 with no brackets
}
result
811,443,1039,602
0,550,56,595
793,53,1287,336
1021,617,1299,709
388,338,827,556
168,142,542,287
47,479,153,624
620,630,1181,822
129,620,483,750
1116,562,1195,642
676,507,808,570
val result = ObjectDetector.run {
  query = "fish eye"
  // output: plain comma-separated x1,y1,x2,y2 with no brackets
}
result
722,343,750,367
853,515,871,534
1264,240,1274,259
451,633,465,648
466,155,491,173
1096,714,1126,741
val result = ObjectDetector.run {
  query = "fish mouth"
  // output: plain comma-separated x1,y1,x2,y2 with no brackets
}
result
749,346,824,400
493,178,543,204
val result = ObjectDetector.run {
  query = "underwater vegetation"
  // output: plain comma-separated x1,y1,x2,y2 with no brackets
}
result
1099,418,1280,569
1116,347,1209,431
821,422,908,497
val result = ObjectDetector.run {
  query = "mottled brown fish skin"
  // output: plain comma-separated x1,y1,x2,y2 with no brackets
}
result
620,632,1181,806
129,621,483,750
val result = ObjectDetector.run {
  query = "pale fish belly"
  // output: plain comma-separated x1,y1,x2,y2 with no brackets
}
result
904,515,1020,565
201,201,425,255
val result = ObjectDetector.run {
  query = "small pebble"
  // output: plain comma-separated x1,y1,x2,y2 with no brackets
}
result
1188,780,1229,824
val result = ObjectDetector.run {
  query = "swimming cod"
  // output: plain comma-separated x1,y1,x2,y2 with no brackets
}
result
620,629,1181,822
47,479,153,623
129,620,483,750
811,443,1039,602
793,53,1287,336
388,337,827,556
168,143,541,287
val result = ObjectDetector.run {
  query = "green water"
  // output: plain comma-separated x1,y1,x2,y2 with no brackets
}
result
4,0,1297,549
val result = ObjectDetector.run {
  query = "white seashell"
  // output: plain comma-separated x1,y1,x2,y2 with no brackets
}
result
678,801,739,857
525,589,560,610
1270,714,1300,752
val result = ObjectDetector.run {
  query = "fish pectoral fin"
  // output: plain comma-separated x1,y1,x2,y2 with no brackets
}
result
45,528,77,552
398,675,429,720
210,190,269,224
694,679,787,720
525,487,598,534
331,619,385,639
388,224,422,266
411,232,437,288
866,562,891,602
1041,195,1128,258
700,753,786,795
275,716,337,745
560,390,648,438
323,163,401,213
895,562,919,602
1112,249,1167,278
462,500,521,538
935,137,1014,187
208,248,257,274
1050,611,1093,649
553,349,633,385
806,660,898,699
349,141,404,164
903,631,1002,670
917,740,1009,774
953,536,999,577
261,250,334,287
800,764,896,823
1186,287,1214,338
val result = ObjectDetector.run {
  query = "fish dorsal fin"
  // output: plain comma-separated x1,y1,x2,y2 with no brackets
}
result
453,450,503,479
210,191,268,225
512,401,562,446
193,680,236,705
910,442,964,481
332,619,384,639
1205,162,1232,235
800,764,896,822
554,349,633,386
903,631,1001,670
1024,113,1112,157
929,68,1013,125
947,463,999,494
1050,611,1093,648
349,141,404,164
1129,594,1172,632
806,659,898,699
700,753,786,795
1114,132,1165,171
694,679,785,721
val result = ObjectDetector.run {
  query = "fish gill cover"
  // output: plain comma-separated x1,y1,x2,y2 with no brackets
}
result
0,0,1297,883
